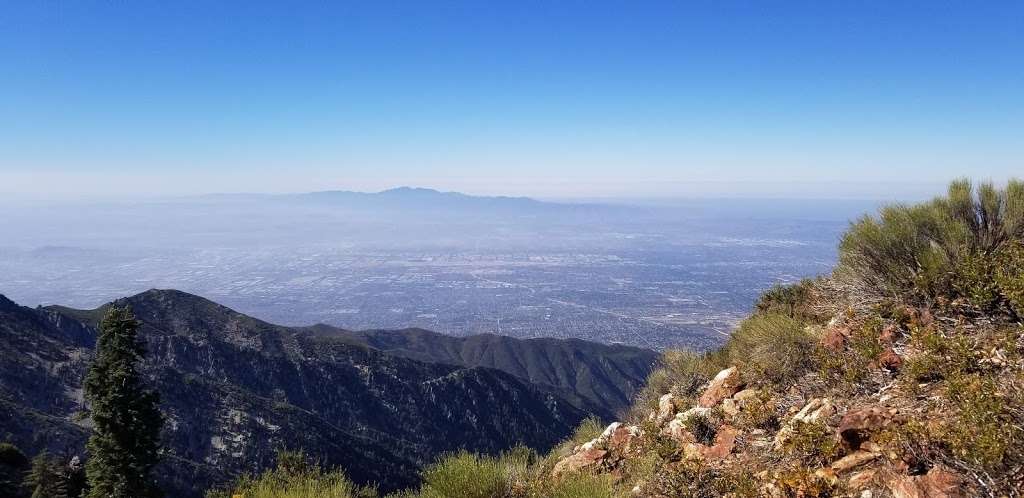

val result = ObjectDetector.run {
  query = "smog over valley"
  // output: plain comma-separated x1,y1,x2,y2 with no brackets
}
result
0,191,873,350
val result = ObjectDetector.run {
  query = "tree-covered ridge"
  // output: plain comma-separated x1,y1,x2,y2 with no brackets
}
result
0,288,653,497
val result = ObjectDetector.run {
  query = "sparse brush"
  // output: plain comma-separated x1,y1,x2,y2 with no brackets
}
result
725,314,818,387
994,242,1024,318
778,420,841,467
569,417,604,447
208,450,376,498
629,349,723,422
755,278,828,323
537,472,617,498
416,451,509,498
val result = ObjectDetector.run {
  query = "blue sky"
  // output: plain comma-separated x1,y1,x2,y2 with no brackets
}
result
1,1,1021,199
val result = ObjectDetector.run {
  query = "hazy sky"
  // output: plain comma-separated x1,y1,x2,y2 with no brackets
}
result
2,1,1022,199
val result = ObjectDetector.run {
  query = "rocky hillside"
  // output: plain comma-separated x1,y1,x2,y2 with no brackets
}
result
0,289,653,497
529,180,1024,498
336,327,657,420
375,180,1023,498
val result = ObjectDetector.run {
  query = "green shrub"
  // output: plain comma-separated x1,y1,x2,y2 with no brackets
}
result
726,314,817,387
943,373,1020,470
630,349,723,421
778,420,841,466
755,279,824,322
816,319,888,389
568,418,604,447
837,179,1024,307
995,242,1024,317
541,473,616,498
901,326,975,385
207,450,375,498
417,451,509,498
682,411,720,446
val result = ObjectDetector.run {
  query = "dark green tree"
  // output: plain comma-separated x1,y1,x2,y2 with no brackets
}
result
24,452,67,498
83,306,163,498
0,442,29,497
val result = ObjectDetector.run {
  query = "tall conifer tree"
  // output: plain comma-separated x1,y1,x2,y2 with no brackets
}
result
83,306,163,498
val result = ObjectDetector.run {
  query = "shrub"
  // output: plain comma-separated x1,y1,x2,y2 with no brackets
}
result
643,459,756,498
417,451,509,498
0,443,28,498
682,411,720,446
901,326,975,385
837,179,1024,307
816,318,888,389
568,418,604,447
726,314,817,387
778,420,841,466
733,390,779,432
995,242,1024,317
755,278,825,322
629,350,722,421
541,473,616,498
207,450,375,498
942,373,1020,470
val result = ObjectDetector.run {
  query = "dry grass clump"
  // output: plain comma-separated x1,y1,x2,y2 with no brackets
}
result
901,325,976,385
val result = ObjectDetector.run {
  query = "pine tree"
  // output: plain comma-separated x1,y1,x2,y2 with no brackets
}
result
83,306,163,498
24,452,67,498
0,442,28,498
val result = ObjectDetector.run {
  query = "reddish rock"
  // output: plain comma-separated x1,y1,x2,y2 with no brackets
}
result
838,406,892,449
821,326,850,351
682,425,738,461
698,367,743,408
704,425,738,460
879,324,899,344
607,424,638,453
552,447,607,476
888,466,963,498
879,348,904,371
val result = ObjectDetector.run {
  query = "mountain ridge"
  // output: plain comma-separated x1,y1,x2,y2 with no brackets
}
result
1,289,655,497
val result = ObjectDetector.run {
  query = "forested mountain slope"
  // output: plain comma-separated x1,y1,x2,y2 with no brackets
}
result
2,289,653,496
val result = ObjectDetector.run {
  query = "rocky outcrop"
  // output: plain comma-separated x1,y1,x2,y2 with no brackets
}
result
838,406,899,449
887,466,963,498
697,366,743,408
553,422,642,476
773,398,837,449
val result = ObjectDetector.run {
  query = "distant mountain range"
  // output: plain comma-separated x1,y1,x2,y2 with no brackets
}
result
0,289,656,497
200,187,557,213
